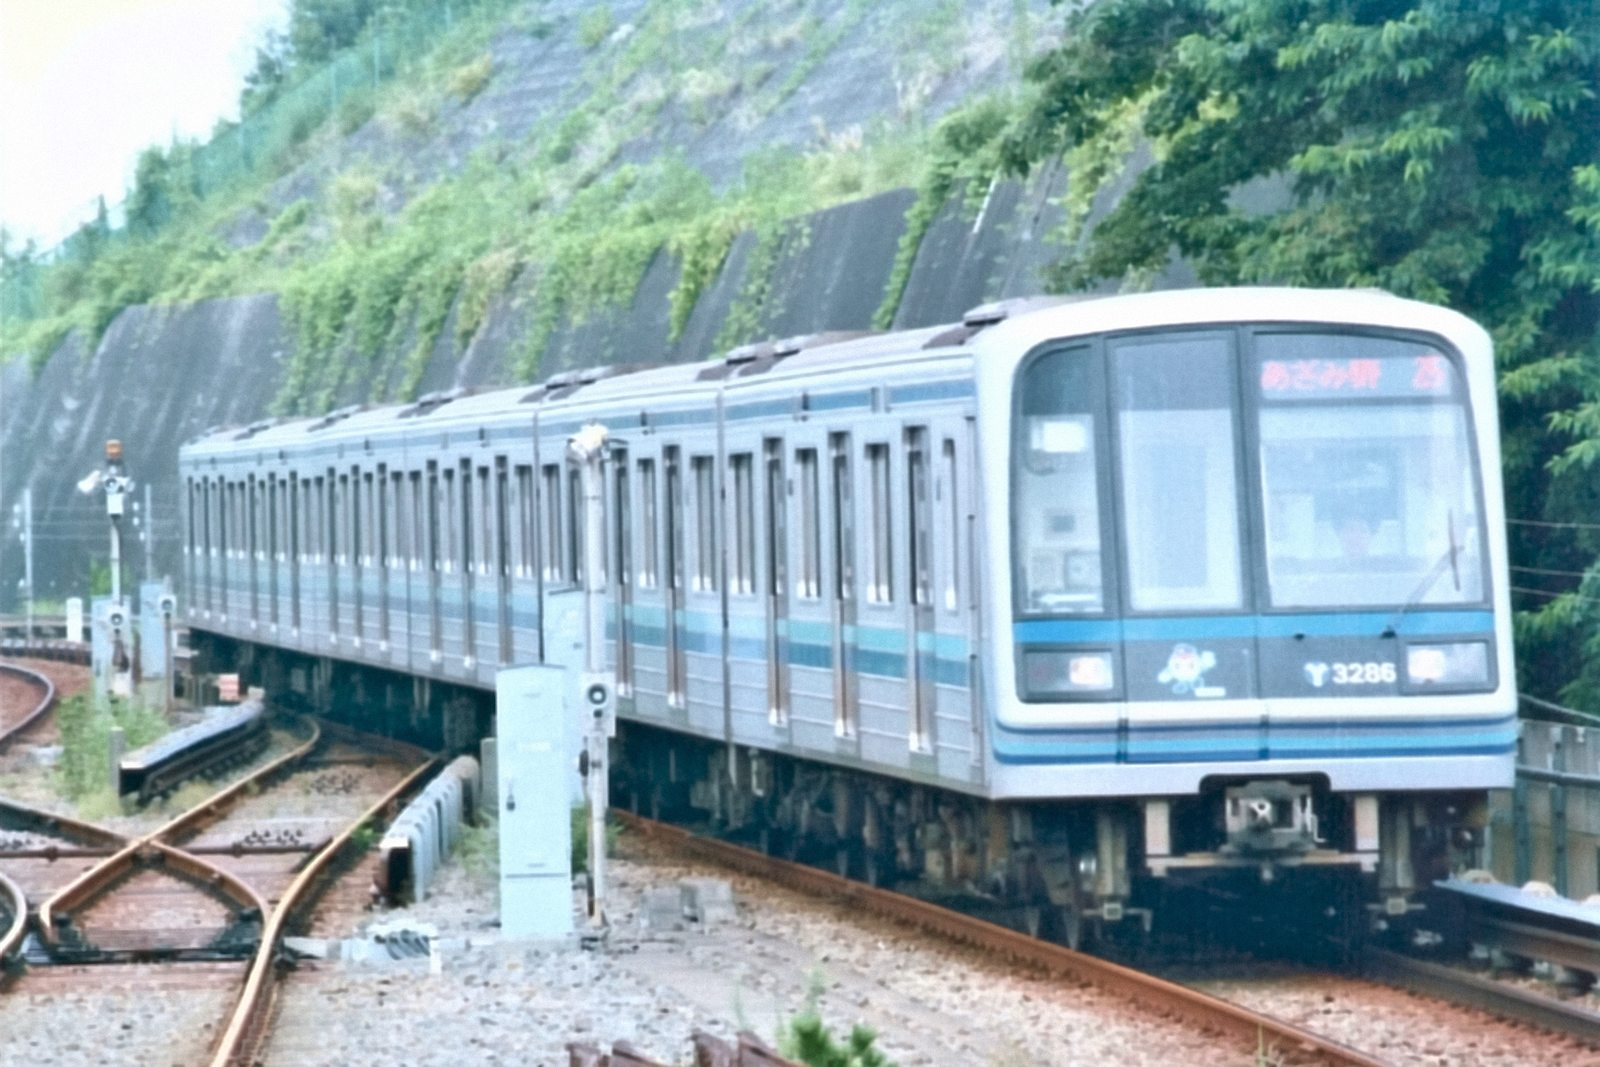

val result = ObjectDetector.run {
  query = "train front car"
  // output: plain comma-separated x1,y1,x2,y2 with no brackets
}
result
979,289,1515,940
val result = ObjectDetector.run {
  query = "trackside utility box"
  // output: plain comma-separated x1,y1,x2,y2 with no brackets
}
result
495,664,573,938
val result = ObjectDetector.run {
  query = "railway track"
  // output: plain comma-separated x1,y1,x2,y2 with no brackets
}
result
1365,947,1600,1046
615,811,1386,1067
1,703,435,1066
0,661,57,751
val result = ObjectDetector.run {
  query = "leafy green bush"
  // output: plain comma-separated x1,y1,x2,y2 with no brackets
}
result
777,972,898,1067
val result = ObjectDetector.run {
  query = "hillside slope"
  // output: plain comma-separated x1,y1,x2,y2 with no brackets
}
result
0,0,1070,606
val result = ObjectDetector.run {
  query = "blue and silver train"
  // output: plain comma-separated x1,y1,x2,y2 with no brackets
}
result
181,287,1516,941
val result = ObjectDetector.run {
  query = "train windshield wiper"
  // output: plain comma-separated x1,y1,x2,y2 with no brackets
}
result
1381,510,1465,639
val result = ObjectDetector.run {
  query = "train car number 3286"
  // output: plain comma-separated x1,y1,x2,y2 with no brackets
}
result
1304,661,1398,687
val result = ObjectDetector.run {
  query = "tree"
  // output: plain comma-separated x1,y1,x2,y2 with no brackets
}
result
288,0,379,65
240,29,290,116
1002,0,1600,705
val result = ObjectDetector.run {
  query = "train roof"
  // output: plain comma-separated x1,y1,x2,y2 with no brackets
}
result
182,287,1480,462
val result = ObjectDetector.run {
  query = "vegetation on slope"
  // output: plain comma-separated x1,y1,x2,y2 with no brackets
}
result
0,0,1019,402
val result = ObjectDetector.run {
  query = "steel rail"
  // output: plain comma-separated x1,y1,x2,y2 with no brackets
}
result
208,754,439,1067
0,871,27,975
36,716,323,947
0,797,128,851
1365,948,1600,1045
617,812,1386,1067
0,661,57,751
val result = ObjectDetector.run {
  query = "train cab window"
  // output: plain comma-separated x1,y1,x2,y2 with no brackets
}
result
638,458,659,589
730,454,755,595
866,444,893,603
1255,332,1485,608
1113,333,1243,612
1015,346,1104,615
796,449,820,600
692,456,717,592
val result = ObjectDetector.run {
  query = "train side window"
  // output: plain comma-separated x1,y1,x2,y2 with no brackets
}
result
460,460,475,576
317,475,331,563
1112,333,1242,611
614,454,631,589
301,479,312,563
1014,346,1105,615
426,464,441,574
438,469,451,573
222,479,232,560
365,471,377,565
514,465,535,579
248,477,260,562
387,470,404,567
416,470,428,572
730,454,755,595
567,464,585,588
638,458,659,589
906,429,932,607
347,472,359,564
353,471,367,565
665,447,685,596
479,466,494,576
541,464,562,583
692,455,717,592
494,460,510,582
830,434,854,600
796,448,820,600
764,440,786,599
266,476,278,568
866,443,893,603
942,438,960,611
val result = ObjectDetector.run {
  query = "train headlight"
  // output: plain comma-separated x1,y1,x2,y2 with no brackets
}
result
1022,649,1115,697
1405,642,1490,687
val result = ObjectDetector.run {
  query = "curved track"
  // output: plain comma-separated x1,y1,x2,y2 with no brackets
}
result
0,662,56,751
617,811,1386,1067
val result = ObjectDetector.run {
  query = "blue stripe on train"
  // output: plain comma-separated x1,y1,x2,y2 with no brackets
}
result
1014,610,1494,644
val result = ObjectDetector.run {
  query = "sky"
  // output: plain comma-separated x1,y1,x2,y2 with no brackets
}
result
0,0,290,250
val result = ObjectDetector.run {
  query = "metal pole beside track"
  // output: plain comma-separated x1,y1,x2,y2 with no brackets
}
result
569,423,613,931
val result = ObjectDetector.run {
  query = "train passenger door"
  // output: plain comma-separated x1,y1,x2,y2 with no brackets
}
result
664,447,687,707
905,427,937,755
612,447,634,696
763,438,790,727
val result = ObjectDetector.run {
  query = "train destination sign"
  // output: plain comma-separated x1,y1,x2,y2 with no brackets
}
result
1257,353,1453,401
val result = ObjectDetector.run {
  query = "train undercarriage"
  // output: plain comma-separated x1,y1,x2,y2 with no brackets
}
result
194,634,1490,951
615,721,1491,950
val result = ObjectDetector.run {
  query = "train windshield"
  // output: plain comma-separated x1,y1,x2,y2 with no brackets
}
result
1255,333,1485,609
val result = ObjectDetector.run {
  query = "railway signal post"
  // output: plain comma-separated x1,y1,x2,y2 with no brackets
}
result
569,422,616,932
